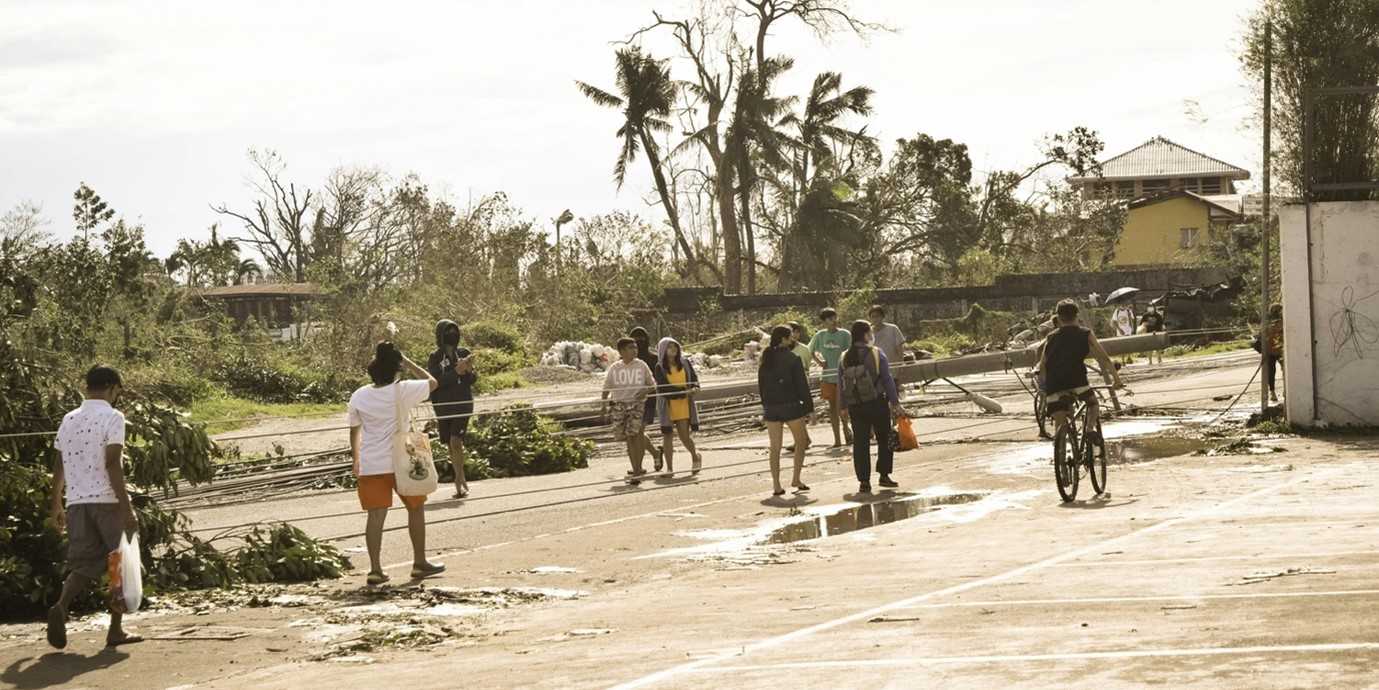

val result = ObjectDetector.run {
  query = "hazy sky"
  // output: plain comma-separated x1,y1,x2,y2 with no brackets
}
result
1,0,1263,256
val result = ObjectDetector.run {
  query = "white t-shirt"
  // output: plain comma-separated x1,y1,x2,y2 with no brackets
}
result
1112,307,1136,337
872,322,907,363
55,399,126,505
603,359,655,404
347,380,433,476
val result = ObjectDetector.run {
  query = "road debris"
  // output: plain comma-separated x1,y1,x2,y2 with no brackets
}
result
1229,567,1338,586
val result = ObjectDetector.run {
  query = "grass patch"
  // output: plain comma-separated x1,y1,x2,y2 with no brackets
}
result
189,396,342,435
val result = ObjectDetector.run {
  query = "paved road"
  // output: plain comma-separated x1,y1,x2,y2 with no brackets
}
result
12,352,1376,689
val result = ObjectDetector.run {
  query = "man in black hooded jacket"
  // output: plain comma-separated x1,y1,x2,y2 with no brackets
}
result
429,320,478,498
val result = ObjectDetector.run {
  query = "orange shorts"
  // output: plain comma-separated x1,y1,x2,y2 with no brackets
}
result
820,382,839,403
357,474,426,510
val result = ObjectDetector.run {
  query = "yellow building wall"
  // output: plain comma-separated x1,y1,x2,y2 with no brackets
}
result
1111,196,1212,266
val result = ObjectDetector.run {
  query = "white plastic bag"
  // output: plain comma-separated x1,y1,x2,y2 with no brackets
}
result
111,532,142,613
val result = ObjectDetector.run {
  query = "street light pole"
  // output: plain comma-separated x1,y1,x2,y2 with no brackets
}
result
554,209,574,282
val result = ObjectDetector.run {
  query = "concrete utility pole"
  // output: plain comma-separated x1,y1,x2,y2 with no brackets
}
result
1260,20,1273,415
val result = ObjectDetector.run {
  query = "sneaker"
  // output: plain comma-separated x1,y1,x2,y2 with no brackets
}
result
879,475,899,489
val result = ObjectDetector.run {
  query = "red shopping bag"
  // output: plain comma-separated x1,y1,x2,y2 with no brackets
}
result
897,415,919,451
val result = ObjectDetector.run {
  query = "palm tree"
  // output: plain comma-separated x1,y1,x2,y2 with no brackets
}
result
726,55,796,294
234,258,262,285
577,48,701,280
780,72,874,206
165,238,206,287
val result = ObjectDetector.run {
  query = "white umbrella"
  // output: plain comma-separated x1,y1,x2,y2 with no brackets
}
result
1105,287,1141,305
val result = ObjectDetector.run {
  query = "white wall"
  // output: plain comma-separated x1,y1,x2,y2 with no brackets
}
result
1279,201,1379,427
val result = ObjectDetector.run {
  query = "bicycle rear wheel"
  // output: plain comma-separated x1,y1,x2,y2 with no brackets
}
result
1053,424,1079,502
1087,417,1107,495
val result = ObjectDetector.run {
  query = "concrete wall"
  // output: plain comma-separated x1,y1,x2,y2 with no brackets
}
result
662,267,1229,316
1279,201,1379,427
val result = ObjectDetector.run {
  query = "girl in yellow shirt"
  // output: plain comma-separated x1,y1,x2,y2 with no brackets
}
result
654,338,702,475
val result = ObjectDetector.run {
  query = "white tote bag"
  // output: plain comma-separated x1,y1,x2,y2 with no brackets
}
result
392,382,439,497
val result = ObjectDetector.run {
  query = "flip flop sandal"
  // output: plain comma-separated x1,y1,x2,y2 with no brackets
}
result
792,484,811,493
366,572,391,586
411,563,447,579
691,454,703,475
106,633,144,647
46,606,66,649
772,489,786,497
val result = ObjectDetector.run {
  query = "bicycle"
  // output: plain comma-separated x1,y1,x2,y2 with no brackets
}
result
1050,385,1129,502
1025,363,1121,442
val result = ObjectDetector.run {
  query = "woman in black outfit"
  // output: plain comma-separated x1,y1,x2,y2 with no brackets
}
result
758,325,815,497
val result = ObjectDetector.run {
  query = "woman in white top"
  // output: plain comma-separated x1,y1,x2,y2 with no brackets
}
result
347,341,442,585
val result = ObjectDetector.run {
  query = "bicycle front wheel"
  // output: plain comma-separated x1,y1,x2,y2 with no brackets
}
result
1053,425,1079,502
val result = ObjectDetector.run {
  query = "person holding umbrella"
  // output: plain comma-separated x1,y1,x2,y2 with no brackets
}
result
1106,287,1139,366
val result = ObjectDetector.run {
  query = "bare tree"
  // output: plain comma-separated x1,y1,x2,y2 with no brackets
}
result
0,201,51,254
213,149,315,283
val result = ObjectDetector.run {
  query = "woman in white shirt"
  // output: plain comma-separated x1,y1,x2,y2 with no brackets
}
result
347,341,442,585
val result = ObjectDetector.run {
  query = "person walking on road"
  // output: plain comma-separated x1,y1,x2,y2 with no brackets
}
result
603,337,658,485
809,308,853,447
47,366,143,649
348,342,446,586
428,320,477,499
787,321,814,452
1111,303,1136,366
759,325,814,497
655,337,703,476
868,305,908,364
1262,303,1285,403
838,321,903,494
1137,307,1165,365
629,327,665,470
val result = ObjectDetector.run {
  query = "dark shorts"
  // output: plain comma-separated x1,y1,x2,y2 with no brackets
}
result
66,503,123,580
1046,387,1096,414
437,415,469,443
763,402,810,423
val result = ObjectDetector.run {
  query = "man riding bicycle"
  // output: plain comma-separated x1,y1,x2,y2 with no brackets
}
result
1038,300,1125,441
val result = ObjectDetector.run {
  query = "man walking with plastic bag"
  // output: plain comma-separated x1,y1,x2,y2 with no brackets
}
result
47,366,143,649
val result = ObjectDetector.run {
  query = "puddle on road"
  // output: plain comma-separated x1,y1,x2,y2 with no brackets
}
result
765,493,986,544
1107,436,1211,465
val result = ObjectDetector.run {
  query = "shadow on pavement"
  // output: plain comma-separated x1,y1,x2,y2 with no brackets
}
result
1057,496,1140,510
2,649,130,690
760,495,819,508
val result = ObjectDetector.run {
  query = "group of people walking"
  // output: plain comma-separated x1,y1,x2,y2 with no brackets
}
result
37,302,959,648
759,310,907,497
599,306,911,498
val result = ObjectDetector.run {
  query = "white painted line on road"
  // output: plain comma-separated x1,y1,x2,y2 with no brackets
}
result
1172,518,1377,531
685,642,1379,673
609,471,1320,689
894,588,1379,610
1052,550,1379,567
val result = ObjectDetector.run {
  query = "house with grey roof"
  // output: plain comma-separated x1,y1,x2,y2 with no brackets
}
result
1069,136,1251,201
